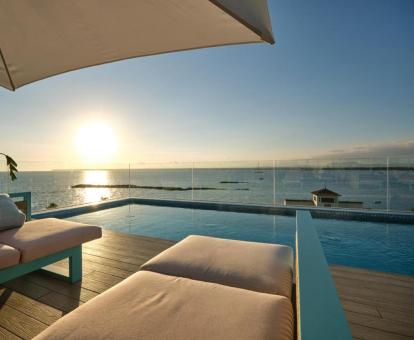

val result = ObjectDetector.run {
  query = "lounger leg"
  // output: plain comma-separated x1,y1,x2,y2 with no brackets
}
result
69,246,82,283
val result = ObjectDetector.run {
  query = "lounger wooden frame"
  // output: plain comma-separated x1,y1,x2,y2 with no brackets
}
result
0,245,82,284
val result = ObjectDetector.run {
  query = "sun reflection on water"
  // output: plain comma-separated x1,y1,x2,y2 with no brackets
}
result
81,170,110,204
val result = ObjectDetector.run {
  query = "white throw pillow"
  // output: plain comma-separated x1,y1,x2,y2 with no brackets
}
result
0,194,26,230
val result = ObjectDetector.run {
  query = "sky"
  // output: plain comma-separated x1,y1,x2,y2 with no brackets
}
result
1,0,413,169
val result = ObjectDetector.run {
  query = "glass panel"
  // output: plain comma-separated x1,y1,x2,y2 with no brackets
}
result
3,161,131,212
275,158,388,210
192,160,274,205
129,162,192,201
388,157,414,212
0,158,10,193
2,157,412,212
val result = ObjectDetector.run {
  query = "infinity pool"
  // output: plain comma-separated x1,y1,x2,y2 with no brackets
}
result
67,204,414,275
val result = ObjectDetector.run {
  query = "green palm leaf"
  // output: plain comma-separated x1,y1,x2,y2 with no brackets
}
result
0,153,18,181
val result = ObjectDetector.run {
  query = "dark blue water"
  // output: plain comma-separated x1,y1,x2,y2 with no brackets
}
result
68,204,414,276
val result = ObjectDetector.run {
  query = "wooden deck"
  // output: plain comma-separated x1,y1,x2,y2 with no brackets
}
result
0,230,413,340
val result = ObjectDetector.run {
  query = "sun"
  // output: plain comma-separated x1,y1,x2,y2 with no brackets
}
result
75,122,117,162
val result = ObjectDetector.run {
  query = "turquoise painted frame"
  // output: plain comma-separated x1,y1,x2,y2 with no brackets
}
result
296,210,352,340
9,191,32,221
0,246,82,284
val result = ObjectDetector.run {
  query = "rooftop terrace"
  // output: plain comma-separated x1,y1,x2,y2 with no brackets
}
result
0,230,412,340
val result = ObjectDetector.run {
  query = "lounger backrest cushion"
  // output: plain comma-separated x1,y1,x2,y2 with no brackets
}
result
141,235,294,298
0,194,26,231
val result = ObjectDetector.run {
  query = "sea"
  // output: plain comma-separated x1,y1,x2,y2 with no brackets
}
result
1,168,414,213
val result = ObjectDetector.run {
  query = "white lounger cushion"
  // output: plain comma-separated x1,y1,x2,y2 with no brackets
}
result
0,194,26,231
34,271,293,340
0,218,101,263
141,235,294,298
0,244,20,269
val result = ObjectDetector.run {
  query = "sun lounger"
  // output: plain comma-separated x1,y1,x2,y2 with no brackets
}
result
141,235,294,298
33,235,294,339
0,218,101,284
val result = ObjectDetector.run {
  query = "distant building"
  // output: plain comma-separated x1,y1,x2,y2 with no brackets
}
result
284,187,363,209
311,187,341,208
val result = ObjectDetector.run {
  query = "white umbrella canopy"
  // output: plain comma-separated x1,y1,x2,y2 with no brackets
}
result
0,0,274,91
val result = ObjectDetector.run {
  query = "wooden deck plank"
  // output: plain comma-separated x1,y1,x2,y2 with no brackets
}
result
338,293,414,315
339,298,381,318
82,253,141,272
380,309,414,325
1,277,50,300
99,236,174,251
44,259,95,276
22,272,99,303
83,241,168,261
333,275,414,297
335,284,414,307
50,256,134,279
82,245,150,265
0,305,47,339
0,288,62,325
100,232,174,249
349,322,413,340
73,276,113,294
331,265,414,284
102,230,174,247
0,326,21,340
82,270,124,287
332,272,414,294
0,232,412,340
81,260,133,279
332,268,414,289
92,232,174,253
36,292,82,314
346,311,414,338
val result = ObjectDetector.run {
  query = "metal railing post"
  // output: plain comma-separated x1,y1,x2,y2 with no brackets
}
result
386,157,389,212
191,162,194,201
273,160,276,206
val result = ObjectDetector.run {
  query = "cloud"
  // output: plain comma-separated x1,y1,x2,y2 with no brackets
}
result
329,149,346,154
314,140,414,160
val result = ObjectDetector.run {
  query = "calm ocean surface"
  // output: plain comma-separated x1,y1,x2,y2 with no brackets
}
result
1,168,414,212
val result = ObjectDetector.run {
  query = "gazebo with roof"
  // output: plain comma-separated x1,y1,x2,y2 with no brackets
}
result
311,187,341,207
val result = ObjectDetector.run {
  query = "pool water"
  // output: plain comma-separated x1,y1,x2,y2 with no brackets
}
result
67,204,414,276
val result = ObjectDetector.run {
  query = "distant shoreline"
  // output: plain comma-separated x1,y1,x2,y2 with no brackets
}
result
4,166,414,173
71,184,249,191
